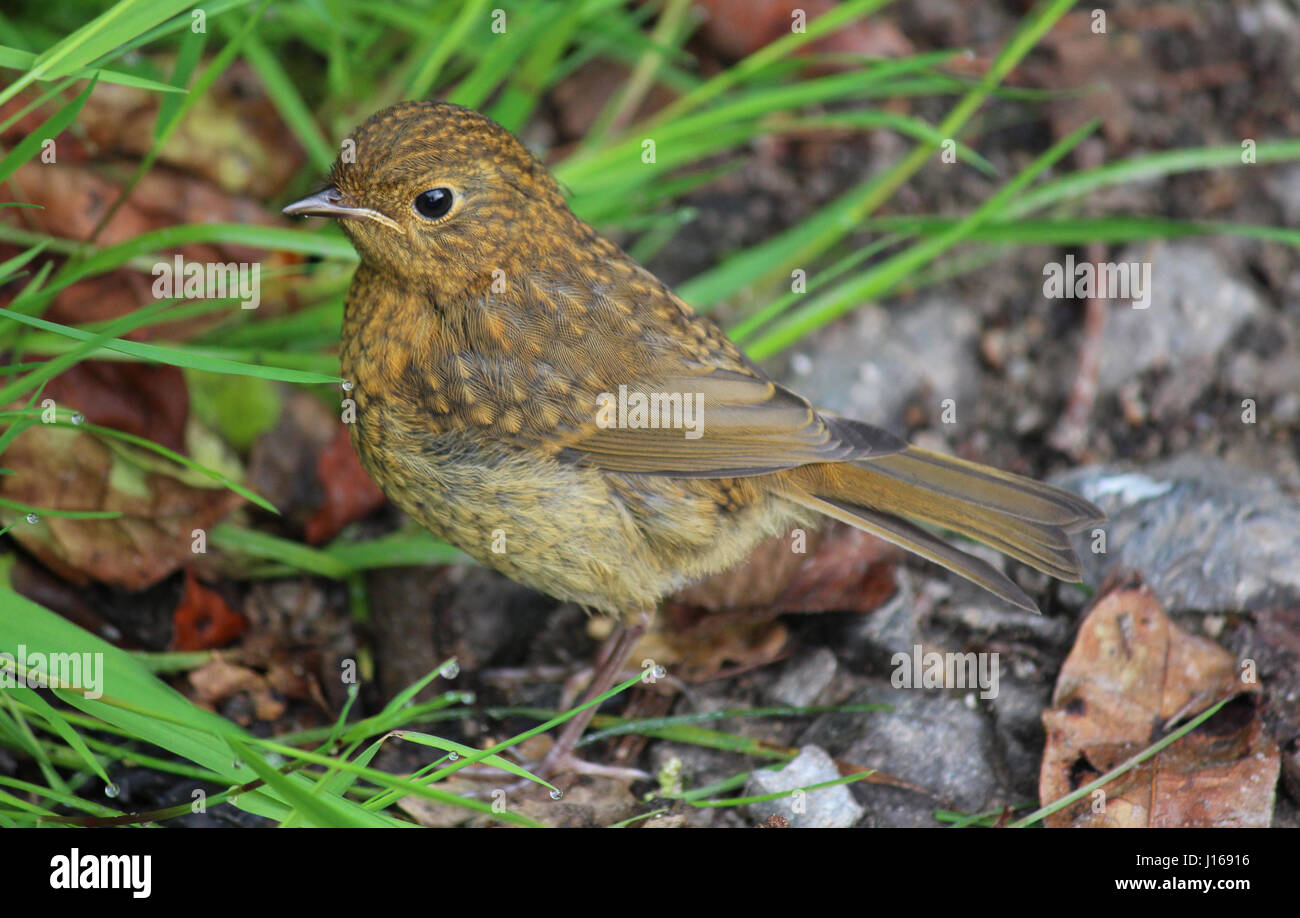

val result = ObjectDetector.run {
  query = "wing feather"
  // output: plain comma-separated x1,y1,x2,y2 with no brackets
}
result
550,368,905,477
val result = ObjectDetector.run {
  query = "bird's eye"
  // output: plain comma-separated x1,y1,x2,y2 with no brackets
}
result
413,187,454,220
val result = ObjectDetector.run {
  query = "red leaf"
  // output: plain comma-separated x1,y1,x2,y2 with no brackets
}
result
171,570,246,650
303,426,386,545
43,361,189,453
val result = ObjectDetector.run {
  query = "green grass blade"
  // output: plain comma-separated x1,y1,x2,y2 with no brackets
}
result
225,736,391,827
0,0,192,106
744,118,1099,357
0,296,176,406
649,0,896,124
676,0,1079,308
4,686,112,787
404,0,489,99
0,306,343,385
0,44,184,93
0,76,96,185
211,524,352,578
391,730,555,790
242,32,335,172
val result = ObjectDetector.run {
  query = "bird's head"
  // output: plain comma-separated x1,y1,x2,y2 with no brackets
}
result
284,101,569,294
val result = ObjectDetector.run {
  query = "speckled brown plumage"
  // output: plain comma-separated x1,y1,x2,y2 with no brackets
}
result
287,101,1104,620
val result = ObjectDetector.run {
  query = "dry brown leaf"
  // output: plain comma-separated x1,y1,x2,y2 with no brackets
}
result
0,62,304,199
398,774,639,828
507,775,640,827
1040,585,1279,827
396,775,493,828
188,656,284,722
2,78,302,335
5,159,296,331
189,656,264,702
0,423,241,590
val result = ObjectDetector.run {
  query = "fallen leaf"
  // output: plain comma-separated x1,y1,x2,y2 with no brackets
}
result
396,776,497,828
187,655,284,722
697,0,912,63
508,775,640,827
43,361,189,453
5,159,297,331
1039,585,1279,827
304,425,387,545
644,814,690,828
188,656,263,702
2,78,303,337
171,569,246,650
398,774,639,828
0,423,242,589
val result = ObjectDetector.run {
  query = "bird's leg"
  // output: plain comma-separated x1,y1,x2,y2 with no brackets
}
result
532,611,651,784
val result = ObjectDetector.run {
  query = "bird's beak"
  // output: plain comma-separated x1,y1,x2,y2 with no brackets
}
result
282,186,403,233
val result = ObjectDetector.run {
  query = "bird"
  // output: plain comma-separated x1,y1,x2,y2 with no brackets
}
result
284,100,1104,781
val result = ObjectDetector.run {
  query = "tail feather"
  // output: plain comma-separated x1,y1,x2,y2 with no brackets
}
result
789,492,1039,612
780,446,1105,612
858,447,1104,529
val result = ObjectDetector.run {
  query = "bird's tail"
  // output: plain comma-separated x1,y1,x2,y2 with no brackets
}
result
776,447,1105,612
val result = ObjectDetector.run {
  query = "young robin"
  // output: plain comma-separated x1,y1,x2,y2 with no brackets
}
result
285,101,1103,780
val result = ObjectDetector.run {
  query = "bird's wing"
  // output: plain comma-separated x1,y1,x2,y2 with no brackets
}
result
439,259,905,477
547,366,907,477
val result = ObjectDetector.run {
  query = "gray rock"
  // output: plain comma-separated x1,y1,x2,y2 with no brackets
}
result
987,677,1054,798
1237,0,1300,39
765,647,838,708
779,295,980,429
800,679,1001,823
1220,319,1300,435
931,590,1075,648
745,745,864,828
1096,242,1264,393
1266,162,1300,229
837,568,924,671
1055,456,1300,612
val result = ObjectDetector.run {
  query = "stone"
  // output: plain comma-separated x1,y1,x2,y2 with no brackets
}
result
1054,456,1300,612
745,745,865,828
